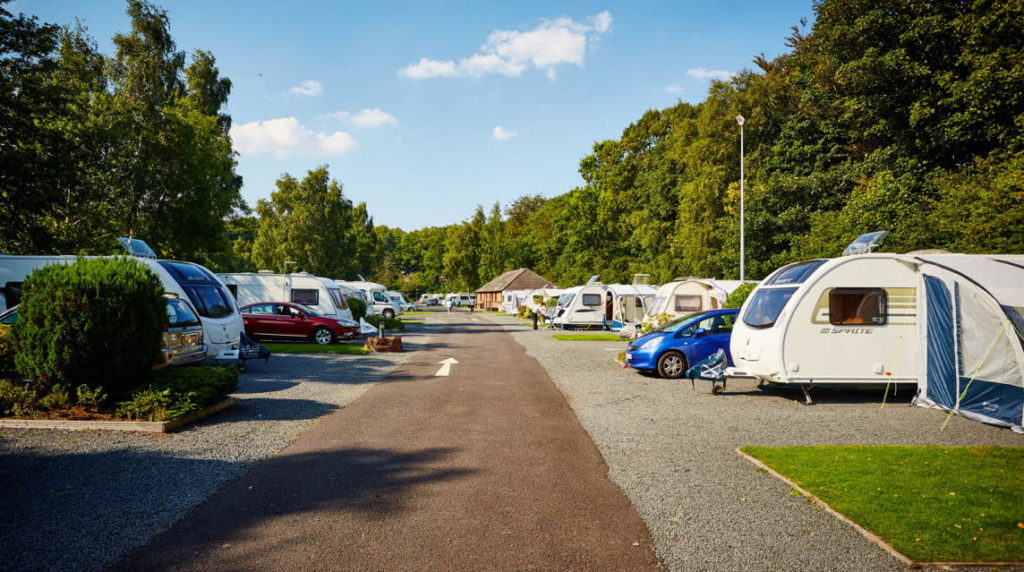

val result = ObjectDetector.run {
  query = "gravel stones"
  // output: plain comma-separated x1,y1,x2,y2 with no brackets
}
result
491,316,1022,571
0,347,410,571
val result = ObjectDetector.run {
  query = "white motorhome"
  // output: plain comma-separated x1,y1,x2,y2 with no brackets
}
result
727,251,1024,430
216,272,354,321
646,278,748,320
0,241,242,360
385,290,416,313
337,280,403,318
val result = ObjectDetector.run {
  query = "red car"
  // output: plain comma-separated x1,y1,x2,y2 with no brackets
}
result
240,302,359,344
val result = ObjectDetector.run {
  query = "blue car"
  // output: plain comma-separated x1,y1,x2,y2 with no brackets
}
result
625,309,738,378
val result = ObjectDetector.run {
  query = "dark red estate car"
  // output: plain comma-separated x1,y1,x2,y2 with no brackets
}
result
240,302,359,345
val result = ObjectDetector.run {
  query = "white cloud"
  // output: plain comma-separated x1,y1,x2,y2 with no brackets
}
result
686,68,735,81
398,11,612,80
492,125,517,141
289,80,324,97
665,85,686,93
326,108,399,128
230,117,358,158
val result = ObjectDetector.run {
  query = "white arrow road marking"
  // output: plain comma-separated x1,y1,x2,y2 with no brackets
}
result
435,357,459,377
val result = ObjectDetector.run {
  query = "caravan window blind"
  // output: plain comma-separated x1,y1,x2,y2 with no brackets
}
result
674,295,702,312
291,289,319,307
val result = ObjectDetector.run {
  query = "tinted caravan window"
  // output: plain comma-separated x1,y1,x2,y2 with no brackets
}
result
291,288,319,307
158,261,235,319
829,288,887,325
765,260,826,286
581,294,602,306
742,287,797,328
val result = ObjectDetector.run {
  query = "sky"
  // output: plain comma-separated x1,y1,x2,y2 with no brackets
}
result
19,1,815,231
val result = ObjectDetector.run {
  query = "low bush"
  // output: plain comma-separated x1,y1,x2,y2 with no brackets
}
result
638,313,675,335
347,296,367,322
11,257,165,394
725,283,758,309
0,380,38,417
517,305,532,319
76,384,106,410
116,365,238,421
365,315,405,331
38,383,72,410
0,324,13,375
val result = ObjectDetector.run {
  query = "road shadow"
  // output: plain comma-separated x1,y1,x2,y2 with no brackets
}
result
111,446,476,570
725,384,917,404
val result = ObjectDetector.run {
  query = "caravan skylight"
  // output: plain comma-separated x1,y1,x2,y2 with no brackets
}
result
765,260,826,286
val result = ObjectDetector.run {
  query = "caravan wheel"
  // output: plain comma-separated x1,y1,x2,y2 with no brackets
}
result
657,351,687,379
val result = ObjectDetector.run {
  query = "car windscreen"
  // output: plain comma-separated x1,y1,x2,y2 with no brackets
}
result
298,304,321,316
165,298,200,327
742,287,797,328
657,311,709,333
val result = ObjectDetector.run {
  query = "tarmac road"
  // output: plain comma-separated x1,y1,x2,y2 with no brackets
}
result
113,310,661,571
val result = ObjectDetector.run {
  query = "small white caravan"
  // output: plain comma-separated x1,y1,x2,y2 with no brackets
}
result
217,272,354,321
552,278,608,329
727,244,1024,430
0,239,243,359
501,289,535,314
646,278,748,320
337,280,403,318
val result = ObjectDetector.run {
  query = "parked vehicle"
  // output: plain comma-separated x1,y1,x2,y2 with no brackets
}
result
645,278,749,321
552,283,607,329
445,293,476,307
727,236,1024,430
0,298,208,367
385,290,416,312
217,272,354,321
240,302,359,344
337,281,403,319
626,309,739,378
0,240,242,360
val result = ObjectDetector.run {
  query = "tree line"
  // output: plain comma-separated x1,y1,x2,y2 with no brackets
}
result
3,0,1022,297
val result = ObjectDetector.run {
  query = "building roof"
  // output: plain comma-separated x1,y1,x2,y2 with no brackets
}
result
475,268,557,293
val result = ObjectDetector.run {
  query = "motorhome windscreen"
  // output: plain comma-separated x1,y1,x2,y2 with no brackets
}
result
742,287,797,328
829,288,887,325
165,298,200,327
765,260,826,285
328,289,348,310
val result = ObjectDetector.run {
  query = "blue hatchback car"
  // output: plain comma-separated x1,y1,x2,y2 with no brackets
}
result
625,309,738,378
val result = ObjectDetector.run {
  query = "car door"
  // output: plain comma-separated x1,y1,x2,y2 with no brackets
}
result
243,304,276,337
274,304,307,338
702,313,737,365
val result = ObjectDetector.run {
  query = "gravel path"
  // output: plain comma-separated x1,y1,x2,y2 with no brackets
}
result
486,315,1023,571
0,338,416,571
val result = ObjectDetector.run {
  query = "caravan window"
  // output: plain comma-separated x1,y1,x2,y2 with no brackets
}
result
581,294,602,306
674,295,702,312
829,288,887,325
765,260,826,286
188,284,234,318
3,282,23,308
291,289,319,307
328,289,348,310
742,287,796,328
558,293,575,307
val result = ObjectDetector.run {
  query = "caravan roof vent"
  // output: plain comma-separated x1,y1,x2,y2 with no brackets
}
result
842,231,889,256
116,237,157,259
631,273,651,285
585,274,601,285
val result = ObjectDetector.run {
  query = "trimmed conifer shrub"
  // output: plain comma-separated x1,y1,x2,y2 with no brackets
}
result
346,296,367,321
11,257,165,394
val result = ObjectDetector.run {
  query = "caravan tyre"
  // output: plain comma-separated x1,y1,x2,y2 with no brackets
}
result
657,351,687,379
313,326,334,345
382,309,395,319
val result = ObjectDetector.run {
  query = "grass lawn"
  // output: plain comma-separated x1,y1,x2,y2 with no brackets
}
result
262,342,369,355
553,333,624,341
741,445,1024,563
401,311,432,315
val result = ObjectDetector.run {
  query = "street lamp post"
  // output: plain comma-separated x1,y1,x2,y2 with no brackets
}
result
736,114,745,282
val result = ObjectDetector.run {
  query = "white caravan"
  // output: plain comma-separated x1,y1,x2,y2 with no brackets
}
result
0,240,242,360
646,278,748,319
445,293,476,307
337,280,403,318
500,289,535,314
606,283,659,330
216,272,354,321
385,290,416,313
727,252,1024,430
552,283,608,329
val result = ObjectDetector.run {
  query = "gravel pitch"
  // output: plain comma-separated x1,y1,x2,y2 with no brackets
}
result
488,315,1023,571
0,341,413,572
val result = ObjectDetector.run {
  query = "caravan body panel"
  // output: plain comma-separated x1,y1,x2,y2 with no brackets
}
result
217,273,353,321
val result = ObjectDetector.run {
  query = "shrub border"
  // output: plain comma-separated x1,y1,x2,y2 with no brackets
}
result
0,398,234,433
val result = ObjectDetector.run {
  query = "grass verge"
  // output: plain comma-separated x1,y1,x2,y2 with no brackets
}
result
401,311,432,315
403,320,424,325
553,334,624,341
262,343,369,355
741,445,1024,563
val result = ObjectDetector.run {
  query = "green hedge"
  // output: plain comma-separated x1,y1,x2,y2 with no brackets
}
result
12,257,165,394
116,365,238,421
724,283,758,309
365,314,405,331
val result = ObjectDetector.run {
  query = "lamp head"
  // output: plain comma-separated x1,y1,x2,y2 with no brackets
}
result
735,114,745,126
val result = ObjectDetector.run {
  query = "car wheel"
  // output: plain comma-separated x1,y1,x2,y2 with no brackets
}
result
313,326,334,345
382,309,395,319
657,351,687,379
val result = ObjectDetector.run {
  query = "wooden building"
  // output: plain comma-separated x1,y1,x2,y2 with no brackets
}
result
475,268,557,311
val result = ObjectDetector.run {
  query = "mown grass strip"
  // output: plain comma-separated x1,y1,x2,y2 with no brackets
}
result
740,445,1024,563
553,334,624,341
401,311,432,315
262,343,369,355
402,320,424,325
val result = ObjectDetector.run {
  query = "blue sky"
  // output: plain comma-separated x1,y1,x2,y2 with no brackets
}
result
20,1,814,230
